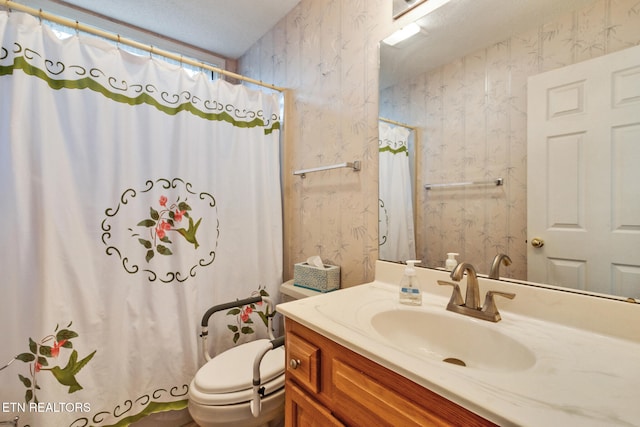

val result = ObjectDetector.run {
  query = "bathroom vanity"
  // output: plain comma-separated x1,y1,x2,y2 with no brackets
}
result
277,260,640,426
284,318,492,426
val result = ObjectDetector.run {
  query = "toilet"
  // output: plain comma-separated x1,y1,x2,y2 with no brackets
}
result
188,281,318,427
279,279,320,303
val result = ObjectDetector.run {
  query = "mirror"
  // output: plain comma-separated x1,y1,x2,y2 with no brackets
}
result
378,0,640,300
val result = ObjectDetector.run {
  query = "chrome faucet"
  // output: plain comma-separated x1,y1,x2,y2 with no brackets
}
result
438,262,515,322
489,253,512,279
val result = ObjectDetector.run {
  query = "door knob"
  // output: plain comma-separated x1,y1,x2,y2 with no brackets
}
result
531,238,544,248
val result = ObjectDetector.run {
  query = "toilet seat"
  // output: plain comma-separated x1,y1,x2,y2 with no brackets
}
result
190,339,285,406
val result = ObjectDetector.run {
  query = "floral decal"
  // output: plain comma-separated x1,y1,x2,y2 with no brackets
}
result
226,286,274,344
7,322,96,403
132,195,202,262
101,178,218,283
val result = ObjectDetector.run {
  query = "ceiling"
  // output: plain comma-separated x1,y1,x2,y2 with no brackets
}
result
10,0,301,64
380,0,598,88
8,0,597,85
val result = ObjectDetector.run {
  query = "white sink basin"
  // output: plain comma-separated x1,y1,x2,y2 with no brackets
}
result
370,309,536,372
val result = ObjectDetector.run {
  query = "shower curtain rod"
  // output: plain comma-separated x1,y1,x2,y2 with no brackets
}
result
1,0,285,92
379,117,417,131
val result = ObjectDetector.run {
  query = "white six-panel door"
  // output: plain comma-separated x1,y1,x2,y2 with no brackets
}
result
527,44,640,298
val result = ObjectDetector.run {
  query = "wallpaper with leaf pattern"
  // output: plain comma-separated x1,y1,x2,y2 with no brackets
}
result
240,0,640,285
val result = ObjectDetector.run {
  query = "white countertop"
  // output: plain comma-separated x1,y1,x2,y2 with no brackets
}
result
277,261,640,427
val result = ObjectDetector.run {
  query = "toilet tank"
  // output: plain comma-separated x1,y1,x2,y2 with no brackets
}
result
279,279,322,302
276,280,321,336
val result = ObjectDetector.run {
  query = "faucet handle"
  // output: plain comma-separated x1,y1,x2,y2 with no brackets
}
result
482,291,516,321
486,290,516,300
437,280,464,306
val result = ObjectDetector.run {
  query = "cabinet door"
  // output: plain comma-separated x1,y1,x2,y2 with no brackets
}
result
286,331,321,393
332,358,451,427
285,381,344,427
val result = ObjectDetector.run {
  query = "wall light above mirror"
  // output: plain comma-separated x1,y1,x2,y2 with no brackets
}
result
382,22,422,46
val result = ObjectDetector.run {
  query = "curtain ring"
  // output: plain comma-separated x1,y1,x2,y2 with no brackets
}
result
75,20,79,36
149,45,153,59
117,34,121,50
38,8,42,24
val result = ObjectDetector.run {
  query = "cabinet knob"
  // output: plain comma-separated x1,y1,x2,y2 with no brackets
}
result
289,358,301,369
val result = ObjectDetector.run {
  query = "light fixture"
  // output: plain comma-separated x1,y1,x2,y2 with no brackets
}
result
382,22,422,46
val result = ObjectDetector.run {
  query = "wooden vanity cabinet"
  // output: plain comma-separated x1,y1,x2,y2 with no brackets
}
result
284,319,495,427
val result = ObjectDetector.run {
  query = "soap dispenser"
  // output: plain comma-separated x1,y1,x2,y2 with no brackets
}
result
445,253,459,271
399,260,422,306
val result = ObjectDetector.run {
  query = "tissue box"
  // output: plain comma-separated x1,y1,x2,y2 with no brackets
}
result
293,262,340,292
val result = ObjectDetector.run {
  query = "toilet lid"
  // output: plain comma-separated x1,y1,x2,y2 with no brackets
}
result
194,339,284,394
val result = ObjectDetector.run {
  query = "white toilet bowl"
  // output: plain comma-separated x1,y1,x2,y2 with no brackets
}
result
189,285,320,426
188,339,285,427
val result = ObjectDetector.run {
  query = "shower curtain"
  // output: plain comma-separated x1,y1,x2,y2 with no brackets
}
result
378,121,416,262
0,11,282,427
